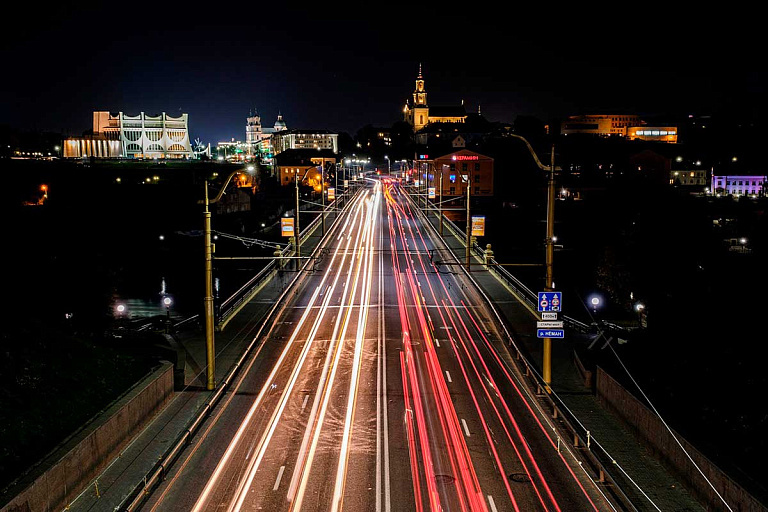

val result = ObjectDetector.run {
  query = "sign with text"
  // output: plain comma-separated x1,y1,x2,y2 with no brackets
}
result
537,321,564,329
471,216,485,237
281,217,295,237
537,329,565,339
537,291,562,312
428,187,436,199
327,188,335,200
541,312,558,320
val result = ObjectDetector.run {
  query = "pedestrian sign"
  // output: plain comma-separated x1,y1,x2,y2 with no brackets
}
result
538,291,562,312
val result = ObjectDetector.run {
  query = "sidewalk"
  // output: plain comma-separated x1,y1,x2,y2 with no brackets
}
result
417,205,704,511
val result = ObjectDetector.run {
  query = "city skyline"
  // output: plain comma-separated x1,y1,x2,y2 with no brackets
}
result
1,5,763,145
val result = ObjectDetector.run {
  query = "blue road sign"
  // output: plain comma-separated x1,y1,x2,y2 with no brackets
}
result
537,329,565,339
537,291,562,312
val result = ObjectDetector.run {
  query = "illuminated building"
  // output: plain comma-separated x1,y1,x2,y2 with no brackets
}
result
670,169,708,187
217,112,287,163
92,111,193,158
711,174,766,197
561,115,642,137
275,149,336,187
62,137,122,158
272,129,338,155
403,64,466,132
627,126,678,143
430,149,494,197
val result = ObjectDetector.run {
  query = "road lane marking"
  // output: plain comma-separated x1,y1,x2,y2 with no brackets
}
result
435,339,440,347
273,465,285,491
301,394,309,412
487,495,498,512
461,418,471,437
445,370,452,383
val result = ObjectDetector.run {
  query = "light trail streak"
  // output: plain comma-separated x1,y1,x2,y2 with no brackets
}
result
330,186,379,512
386,183,488,512
193,191,371,512
390,181,604,511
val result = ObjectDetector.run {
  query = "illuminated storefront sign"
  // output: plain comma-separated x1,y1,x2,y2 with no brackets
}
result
453,155,479,161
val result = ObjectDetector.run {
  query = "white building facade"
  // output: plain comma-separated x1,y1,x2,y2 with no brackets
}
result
93,111,193,159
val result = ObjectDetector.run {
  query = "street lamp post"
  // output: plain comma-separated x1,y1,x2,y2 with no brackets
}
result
321,164,325,236
464,175,471,269
201,166,256,390
439,166,444,235
503,134,560,390
294,166,315,262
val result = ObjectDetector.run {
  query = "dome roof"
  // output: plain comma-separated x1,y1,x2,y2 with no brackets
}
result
274,113,287,130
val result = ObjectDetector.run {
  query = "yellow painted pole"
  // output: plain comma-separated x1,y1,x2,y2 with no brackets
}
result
542,145,556,391
203,181,216,390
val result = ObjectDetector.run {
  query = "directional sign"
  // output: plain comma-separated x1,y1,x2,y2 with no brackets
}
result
327,188,335,200
538,291,562,312
428,187,436,199
280,217,295,237
471,216,485,237
541,312,558,320
537,321,564,329
537,329,565,339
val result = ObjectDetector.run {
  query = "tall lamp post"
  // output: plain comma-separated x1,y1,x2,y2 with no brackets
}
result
463,174,471,269
505,135,559,390
294,166,316,261
201,165,256,390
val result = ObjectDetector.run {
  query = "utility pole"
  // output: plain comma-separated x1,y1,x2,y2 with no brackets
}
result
543,145,556,390
439,167,444,235
321,164,325,235
295,171,301,261
203,181,216,390
465,175,471,269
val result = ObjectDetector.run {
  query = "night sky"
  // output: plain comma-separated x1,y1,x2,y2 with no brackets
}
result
2,4,763,144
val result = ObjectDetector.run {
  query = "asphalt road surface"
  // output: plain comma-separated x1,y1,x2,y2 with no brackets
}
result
142,178,616,512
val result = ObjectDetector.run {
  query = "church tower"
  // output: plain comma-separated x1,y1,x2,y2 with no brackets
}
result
246,108,262,157
404,64,430,132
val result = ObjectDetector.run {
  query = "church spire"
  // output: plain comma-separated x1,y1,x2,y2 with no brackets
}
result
418,62,423,79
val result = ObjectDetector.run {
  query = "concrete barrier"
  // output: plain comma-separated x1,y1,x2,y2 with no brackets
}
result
0,362,174,512
596,366,768,512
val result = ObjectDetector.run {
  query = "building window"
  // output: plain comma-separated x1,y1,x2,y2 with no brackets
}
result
474,175,480,183
475,163,480,171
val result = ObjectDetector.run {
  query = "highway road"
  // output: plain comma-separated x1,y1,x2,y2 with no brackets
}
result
142,178,616,512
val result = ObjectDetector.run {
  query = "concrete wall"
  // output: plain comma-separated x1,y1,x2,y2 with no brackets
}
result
596,366,768,512
1,362,174,512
